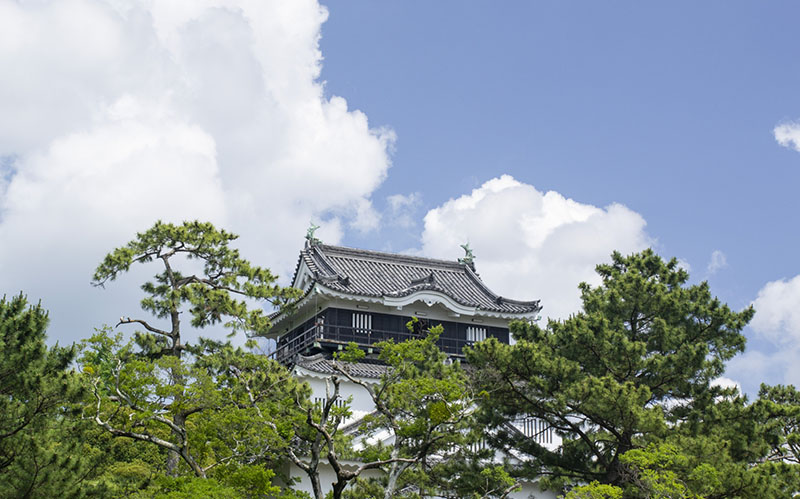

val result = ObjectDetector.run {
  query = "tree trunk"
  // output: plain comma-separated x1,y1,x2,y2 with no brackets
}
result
384,449,409,499
166,449,180,477
310,475,323,499
166,412,188,477
331,479,348,499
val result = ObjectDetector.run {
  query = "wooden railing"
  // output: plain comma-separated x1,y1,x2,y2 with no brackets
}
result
270,324,475,365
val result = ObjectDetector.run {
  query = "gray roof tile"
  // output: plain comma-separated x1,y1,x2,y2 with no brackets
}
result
294,353,389,379
292,243,541,315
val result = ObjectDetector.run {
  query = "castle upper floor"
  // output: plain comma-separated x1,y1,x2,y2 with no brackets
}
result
268,239,542,365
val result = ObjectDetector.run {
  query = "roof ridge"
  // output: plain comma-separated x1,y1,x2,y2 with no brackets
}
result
309,245,343,278
464,265,541,308
318,244,466,269
279,240,542,320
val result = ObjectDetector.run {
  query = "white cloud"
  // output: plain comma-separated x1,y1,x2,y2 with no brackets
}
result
707,250,727,275
774,122,800,152
420,175,652,320
726,346,800,395
386,192,421,228
0,0,394,344
751,275,800,346
711,376,741,394
349,198,382,233
725,274,800,394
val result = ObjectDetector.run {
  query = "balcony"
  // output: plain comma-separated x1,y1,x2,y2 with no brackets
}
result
269,323,475,366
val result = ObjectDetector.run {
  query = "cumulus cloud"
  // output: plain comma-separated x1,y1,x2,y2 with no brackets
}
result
751,275,800,346
726,345,800,395
386,192,421,229
0,0,394,344
725,274,800,393
711,376,741,394
774,122,800,152
707,250,727,275
420,175,652,320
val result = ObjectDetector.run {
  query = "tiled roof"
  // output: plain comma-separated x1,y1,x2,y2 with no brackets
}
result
294,353,389,379
293,243,541,315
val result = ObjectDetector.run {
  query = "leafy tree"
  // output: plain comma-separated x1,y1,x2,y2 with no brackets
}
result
437,465,521,499
416,459,522,499
291,325,477,499
0,294,87,497
755,383,800,465
84,220,306,484
467,249,755,491
564,481,623,499
81,331,308,480
91,220,299,359
75,427,164,495
125,466,309,499
287,372,356,499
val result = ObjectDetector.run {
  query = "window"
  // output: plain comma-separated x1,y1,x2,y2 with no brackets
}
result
518,417,553,444
314,397,347,409
466,326,486,343
469,437,489,453
352,312,372,334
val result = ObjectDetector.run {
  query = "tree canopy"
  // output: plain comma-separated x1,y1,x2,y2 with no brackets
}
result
83,220,307,486
7,229,800,498
0,294,85,496
467,249,757,493
91,220,300,357
291,325,479,499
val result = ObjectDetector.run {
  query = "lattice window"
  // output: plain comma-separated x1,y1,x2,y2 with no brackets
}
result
466,326,487,343
518,417,553,444
352,312,372,334
314,397,347,409
469,438,489,454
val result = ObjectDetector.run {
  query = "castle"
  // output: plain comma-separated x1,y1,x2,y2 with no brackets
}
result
266,232,559,497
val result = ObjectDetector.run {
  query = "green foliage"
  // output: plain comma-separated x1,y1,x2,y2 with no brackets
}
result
334,342,366,363
618,443,698,498
84,220,307,490
342,477,396,499
366,324,474,453
564,482,623,499
327,325,481,498
92,220,301,355
467,249,755,490
132,475,241,498
45,419,164,496
80,329,309,481
755,383,800,464
464,466,520,499
0,294,89,497
127,466,310,499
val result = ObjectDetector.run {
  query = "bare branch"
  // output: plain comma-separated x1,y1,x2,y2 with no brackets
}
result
115,317,171,337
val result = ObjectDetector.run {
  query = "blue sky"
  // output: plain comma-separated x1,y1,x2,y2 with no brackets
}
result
325,1,799,291
0,1,798,395
321,1,800,393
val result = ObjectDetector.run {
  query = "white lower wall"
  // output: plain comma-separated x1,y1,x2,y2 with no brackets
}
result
291,372,560,498
286,461,557,498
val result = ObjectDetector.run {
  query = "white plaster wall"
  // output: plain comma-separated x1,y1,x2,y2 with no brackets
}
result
301,372,377,416
287,460,556,499
288,461,383,496
294,372,560,498
509,482,559,499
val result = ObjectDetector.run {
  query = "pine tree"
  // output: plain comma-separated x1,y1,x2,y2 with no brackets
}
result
83,220,306,483
0,294,85,496
467,249,754,491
